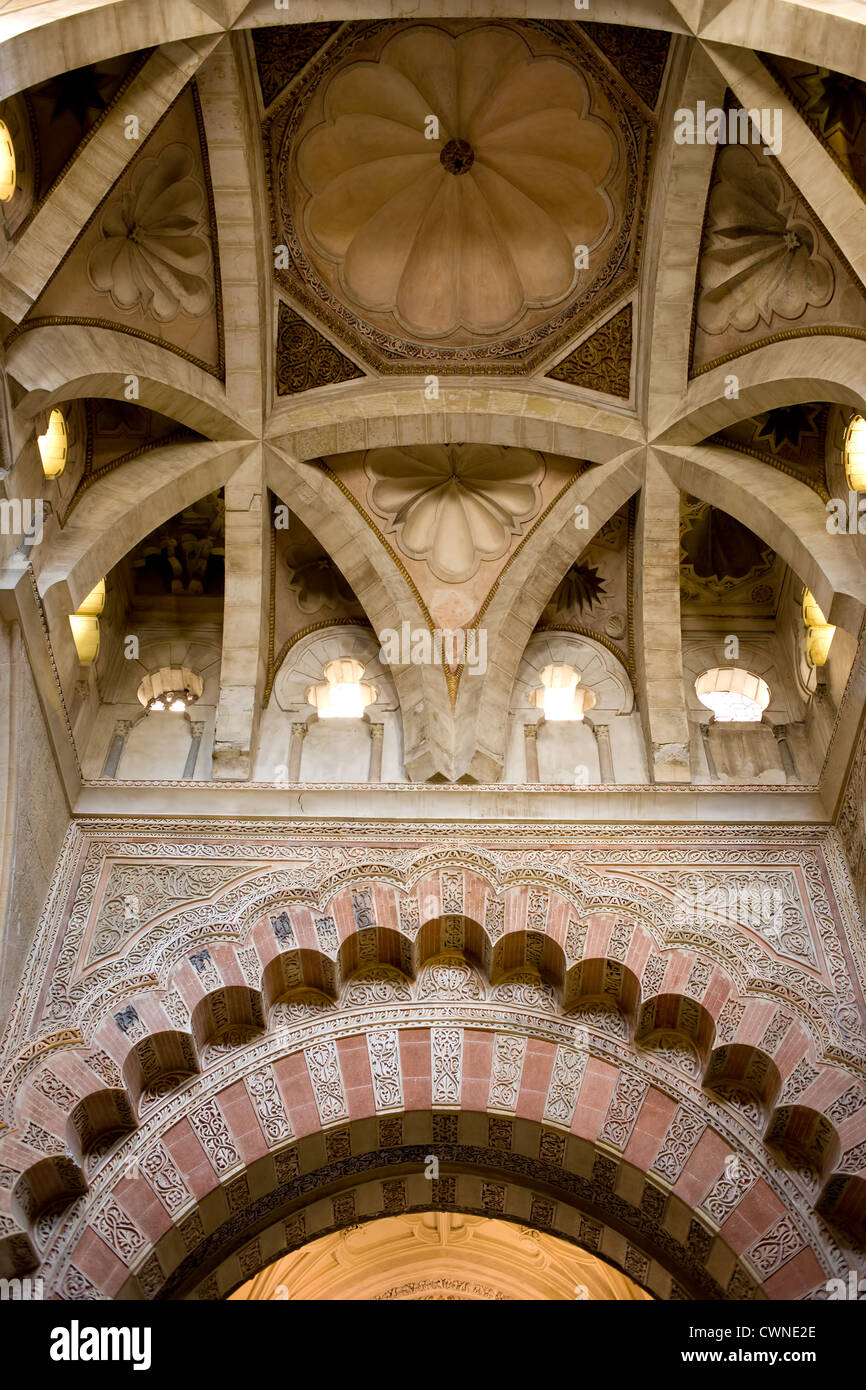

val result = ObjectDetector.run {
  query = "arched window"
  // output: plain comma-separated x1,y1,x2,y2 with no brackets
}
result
695,667,769,722
306,658,376,719
530,663,597,722
137,666,204,713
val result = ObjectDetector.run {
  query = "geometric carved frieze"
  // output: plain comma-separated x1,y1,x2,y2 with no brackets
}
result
652,1106,706,1184
2,821,863,1304
664,868,818,968
8,1000,850,1301
91,1196,146,1266
600,1073,650,1150
59,1265,106,1301
188,948,222,992
546,304,633,399
746,1213,806,1278
366,1030,403,1113
488,1034,527,1114
12,825,863,1084
702,1158,758,1226
826,1085,866,1126
189,1099,242,1175
237,948,262,990
139,1143,190,1216
275,302,365,396
715,1001,745,1045
245,1067,293,1146
431,1029,463,1109
305,1040,349,1126
543,1045,586,1129
89,863,244,961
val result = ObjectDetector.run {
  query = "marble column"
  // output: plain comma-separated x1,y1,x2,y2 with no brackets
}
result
183,721,205,779
368,723,384,782
594,721,615,783
288,722,307,781
523,723,539,784
101,719,134,778
772,723,798,782
699,722,718,780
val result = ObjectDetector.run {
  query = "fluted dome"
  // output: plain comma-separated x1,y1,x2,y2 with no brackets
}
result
290,24,618,342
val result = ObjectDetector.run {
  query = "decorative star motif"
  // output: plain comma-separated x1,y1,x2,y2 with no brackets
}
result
548,562,608,619
799,69,866,145
47,65,115,126
752,404,822,454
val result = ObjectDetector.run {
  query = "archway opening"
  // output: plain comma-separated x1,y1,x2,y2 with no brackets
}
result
229,1211,652,1302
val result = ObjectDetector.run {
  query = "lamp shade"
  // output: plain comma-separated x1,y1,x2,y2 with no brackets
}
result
68,578,106,664
0,120,15,202
77,579,105,615
69,614,100,664
37,410,68,479
802,590,835,667
845,414,866,492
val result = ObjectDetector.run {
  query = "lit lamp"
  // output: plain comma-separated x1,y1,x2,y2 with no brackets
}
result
531,663,597,722
0,120,15,202
69,579,105,664
844,414,866,492
37,410,68,479
695,667,770,722
802,590,835,666
137,666,203,713
306,658,376,719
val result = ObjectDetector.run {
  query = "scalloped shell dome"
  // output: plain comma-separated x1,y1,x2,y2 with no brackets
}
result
293,25,617,340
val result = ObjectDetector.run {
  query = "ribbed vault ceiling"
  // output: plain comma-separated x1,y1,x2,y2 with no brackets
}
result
0,0,864,796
